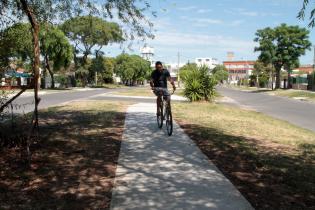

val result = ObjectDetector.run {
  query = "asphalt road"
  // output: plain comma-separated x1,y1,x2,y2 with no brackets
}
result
4,88,124,114
217,86,315,132
3,87,170,115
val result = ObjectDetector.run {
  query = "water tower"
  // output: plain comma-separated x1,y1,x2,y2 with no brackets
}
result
227,52,235,61
140,44,154,65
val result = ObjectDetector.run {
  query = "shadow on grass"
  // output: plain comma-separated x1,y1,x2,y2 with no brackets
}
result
177,121,315,210
0,106,126,210
250,89,274,93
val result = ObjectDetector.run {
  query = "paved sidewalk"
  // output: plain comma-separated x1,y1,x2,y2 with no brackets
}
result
110,103,253,210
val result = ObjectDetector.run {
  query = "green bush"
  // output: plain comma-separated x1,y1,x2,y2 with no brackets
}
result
183,66,217,102
55,75,68,88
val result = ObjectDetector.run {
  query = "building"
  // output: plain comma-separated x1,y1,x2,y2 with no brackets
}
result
164,63,186,81
227,52,235,61
140,44,155,67
294,65,314,74
223,60,255,83
195,57,219,70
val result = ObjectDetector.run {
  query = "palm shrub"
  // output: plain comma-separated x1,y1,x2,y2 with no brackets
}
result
183,65,217,102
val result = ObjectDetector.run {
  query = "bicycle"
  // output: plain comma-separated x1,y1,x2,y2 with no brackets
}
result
153,87,175,136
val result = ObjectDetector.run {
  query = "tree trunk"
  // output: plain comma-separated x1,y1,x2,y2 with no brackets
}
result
20,0,41,165
48,67,55,89
41,68,46,89
275,67,281,89
45,55,55,89
288,70,292,89
20,0,40,129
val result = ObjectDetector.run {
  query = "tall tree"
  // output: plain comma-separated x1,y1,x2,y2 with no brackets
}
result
90,56,115,85
60,15,124,85
40,25,73,89
252,61,272,88
0,0,155,134
212,64,228,83
254,24,311,89
115,54,151,85
0,22,33,67
0,23,73,89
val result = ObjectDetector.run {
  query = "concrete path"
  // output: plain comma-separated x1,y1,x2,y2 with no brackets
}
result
110,103,253,210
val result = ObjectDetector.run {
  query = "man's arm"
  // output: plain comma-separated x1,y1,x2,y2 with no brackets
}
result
168,77,176,91
150,79,154,90
150,71,155,89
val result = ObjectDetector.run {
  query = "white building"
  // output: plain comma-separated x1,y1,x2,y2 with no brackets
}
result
140,44,155,66
195,57,219,70
164,63,186,80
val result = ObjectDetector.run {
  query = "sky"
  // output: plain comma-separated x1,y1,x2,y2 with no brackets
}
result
105,0,315,65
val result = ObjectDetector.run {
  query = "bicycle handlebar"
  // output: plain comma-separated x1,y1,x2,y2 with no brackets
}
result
152,87,176,95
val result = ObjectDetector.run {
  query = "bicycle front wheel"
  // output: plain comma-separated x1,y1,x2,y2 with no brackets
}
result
157,101,163,129
166,107,173,136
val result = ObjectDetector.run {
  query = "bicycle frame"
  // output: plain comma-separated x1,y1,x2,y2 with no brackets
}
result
153,87,175,136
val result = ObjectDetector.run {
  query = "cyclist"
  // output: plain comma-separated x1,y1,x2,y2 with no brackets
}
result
150,61,176,117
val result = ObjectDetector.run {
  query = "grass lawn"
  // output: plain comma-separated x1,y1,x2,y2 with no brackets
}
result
0,100,130,210
115,87,155,97
173,102,315,210
93,84,126,89
269,89,315,102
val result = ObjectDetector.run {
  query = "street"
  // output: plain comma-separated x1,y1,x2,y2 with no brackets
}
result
4,87,185,115
217,86,315,132
4,88,123,114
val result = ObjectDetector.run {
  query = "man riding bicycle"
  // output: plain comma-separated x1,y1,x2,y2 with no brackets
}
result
150,61,176,117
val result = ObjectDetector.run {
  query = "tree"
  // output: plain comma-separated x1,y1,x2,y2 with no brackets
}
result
254,24,311,89
40,25,73,89
61,16,124,65
298,0,315,27
252,61,271,88
0,23,33,67
0,23,73,89
114,54,151,85
60,15,124,86
0,0,155,163
212,64,228,83
90,56,115,85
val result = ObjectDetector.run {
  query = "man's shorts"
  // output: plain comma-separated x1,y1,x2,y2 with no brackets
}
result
153,87,170,97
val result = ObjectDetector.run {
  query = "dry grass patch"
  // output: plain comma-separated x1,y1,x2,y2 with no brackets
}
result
115,87,154,97
269,89,315,102
173,102,315,210
0,100,130,210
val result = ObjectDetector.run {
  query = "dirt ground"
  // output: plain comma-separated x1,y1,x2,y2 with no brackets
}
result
0,101,127,210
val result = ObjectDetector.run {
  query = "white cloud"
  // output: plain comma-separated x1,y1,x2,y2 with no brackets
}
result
177,6,197,11
150,32,257,54
240,11,258,17
197,9,213,14
181,16,223,26
224,8,281,17
230,20,245,27
195,18,223,24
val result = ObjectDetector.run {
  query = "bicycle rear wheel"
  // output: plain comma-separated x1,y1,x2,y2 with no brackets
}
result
157,101,163,129
166,107,173,136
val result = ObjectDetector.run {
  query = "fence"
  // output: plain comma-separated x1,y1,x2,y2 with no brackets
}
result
290,73,314,90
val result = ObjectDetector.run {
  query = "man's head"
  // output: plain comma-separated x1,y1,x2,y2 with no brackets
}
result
155,61,163,72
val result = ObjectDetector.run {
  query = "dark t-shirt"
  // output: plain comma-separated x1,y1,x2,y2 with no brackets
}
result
151,69,171,88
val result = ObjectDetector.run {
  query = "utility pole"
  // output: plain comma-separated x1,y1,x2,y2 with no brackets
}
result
313,45,315,90
177,52,180,87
